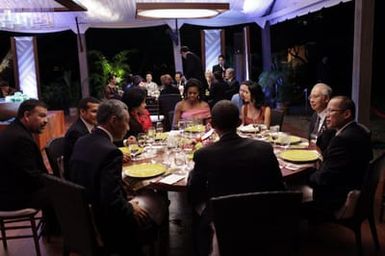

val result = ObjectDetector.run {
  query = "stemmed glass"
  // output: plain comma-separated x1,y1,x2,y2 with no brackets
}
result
128,143,140,160
281,133,291,151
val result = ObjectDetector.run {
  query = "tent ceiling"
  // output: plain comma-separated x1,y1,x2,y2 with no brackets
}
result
0,0,352,33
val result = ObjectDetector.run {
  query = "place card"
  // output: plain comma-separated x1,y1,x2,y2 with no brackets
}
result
158,174,185,184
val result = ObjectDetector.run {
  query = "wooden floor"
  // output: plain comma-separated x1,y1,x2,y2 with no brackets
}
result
2,113,385,256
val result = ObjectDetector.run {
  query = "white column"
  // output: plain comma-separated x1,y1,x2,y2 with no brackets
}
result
12,37,39,99
203,29,222,72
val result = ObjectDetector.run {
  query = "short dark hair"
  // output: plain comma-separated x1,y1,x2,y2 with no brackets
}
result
180,46,190,53
78,97,100,110
17,99,47,119
184,78,204,100
97,99,128,125
211,100,240,132
121,87,146,111
218,54,225,59
175,71,183,76
132,75,144,87
333,96,356,119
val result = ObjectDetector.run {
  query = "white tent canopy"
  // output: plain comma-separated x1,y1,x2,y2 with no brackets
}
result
0,0,352,33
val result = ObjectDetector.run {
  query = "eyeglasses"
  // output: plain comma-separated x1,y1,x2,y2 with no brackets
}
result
308,94,322,100
326,108,346,113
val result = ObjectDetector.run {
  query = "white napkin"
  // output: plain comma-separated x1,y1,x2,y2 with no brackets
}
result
158,174,185,184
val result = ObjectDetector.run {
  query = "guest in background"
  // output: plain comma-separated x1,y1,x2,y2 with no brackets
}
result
103,74,121,100
205,70,214,91
63,97,100,179
121,87,152,137
180,46,207,91
241,81,271,128
173,78,211,127
160,74,179,95
175,71,185,96
188,100,285,255
231,80,249,112
308,96,372,216
0,80,16,98
144,72,159,97
224,68,240,100
212,54,228,77
208,71,228,109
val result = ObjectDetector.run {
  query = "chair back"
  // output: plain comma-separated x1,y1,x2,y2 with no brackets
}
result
271,109,284,130
354,152,385,222
45,137,65,178
43,174,99,256
158,94,181,131
210,190,303,256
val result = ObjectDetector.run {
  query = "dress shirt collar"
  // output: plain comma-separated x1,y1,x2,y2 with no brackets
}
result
80,117,95,133
96,126,113,142
316,109,327,132
336,121,355,136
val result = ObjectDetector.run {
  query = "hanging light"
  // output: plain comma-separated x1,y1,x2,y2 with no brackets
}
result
136,2,229,19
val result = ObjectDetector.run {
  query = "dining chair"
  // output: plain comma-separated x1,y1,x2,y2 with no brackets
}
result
314,151,385,256
158,94,181,131
0,208,43,256
42,174,103,256
45,136,65,178
210,190,303,256
270,109,285,130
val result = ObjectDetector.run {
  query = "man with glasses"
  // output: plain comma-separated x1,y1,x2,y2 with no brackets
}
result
308,96,372,216
308,83,332,142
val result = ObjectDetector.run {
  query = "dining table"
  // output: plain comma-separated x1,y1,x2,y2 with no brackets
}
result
122,127,321,193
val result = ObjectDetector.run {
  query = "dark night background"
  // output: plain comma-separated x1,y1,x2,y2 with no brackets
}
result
0,0,383,112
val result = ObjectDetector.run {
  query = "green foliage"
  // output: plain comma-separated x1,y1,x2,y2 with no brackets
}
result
88,50,134,98
41,70,80,110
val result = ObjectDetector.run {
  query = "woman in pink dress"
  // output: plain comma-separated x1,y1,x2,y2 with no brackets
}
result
240,81,271,128
173,78,211,128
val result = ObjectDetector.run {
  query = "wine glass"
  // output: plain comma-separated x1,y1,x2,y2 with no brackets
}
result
281,133,291,151
129,144,140,160
137,133,146,148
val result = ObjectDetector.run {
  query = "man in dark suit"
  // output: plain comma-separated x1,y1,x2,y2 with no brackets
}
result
63,97,100,179
212,54,228,77
0,99,48,210
69,99,153,255
308,83,332,144
224,68,240,100
180,46,207,91
188,100,285,256
309,96,372,214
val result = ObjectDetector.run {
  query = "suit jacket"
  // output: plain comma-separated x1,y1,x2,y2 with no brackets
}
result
208,79,228,108
63,118,90,179
212,64,228,75
308,112,327,139
183,52,207,90
187,132,285,207
226,79,240,100
69,128,141,255
0,119,47,210
309,122,373,210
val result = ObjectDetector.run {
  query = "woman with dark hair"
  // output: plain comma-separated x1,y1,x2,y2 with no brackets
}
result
121,87,152,137
240,81,271,128
173,78,211,127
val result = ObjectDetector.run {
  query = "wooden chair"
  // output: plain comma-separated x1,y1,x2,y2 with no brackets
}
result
45,137,65,178
0,208,42,256
210,190,303,256
42,174,102,256
271,109,284,130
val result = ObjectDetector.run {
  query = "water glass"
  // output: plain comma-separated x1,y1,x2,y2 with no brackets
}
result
156,121,164,133
137,133,147,147
174,151,187,167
